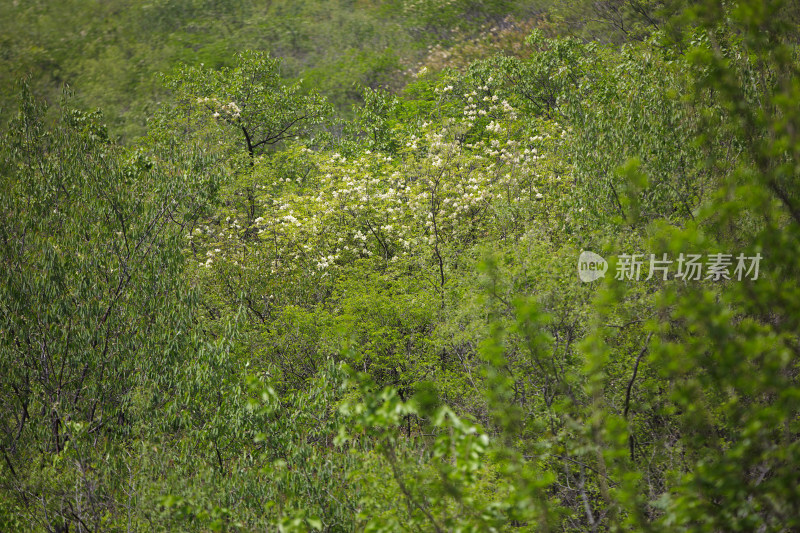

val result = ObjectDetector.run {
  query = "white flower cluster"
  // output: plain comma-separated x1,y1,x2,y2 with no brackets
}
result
188,102,565,283
486,121,503,134
219,101,241,119
195,96,242,120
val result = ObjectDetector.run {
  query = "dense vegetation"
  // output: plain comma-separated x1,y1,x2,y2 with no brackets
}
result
2,0,799,531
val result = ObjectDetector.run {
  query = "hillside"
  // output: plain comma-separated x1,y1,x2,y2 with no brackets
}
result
1,1,800,531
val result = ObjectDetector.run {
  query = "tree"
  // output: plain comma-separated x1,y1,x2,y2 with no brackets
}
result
166,50,330,163
0,88,216,531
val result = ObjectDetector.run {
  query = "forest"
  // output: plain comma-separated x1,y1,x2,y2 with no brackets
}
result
1,0,799,531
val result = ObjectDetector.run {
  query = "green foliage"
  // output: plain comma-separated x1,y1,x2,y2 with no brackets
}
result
348,87,401,153
0,87,223,530
165,51,331,162
0,0,529,142
2,0,800,530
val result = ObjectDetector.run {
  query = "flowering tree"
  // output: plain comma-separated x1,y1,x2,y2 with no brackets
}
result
166,51,330,163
